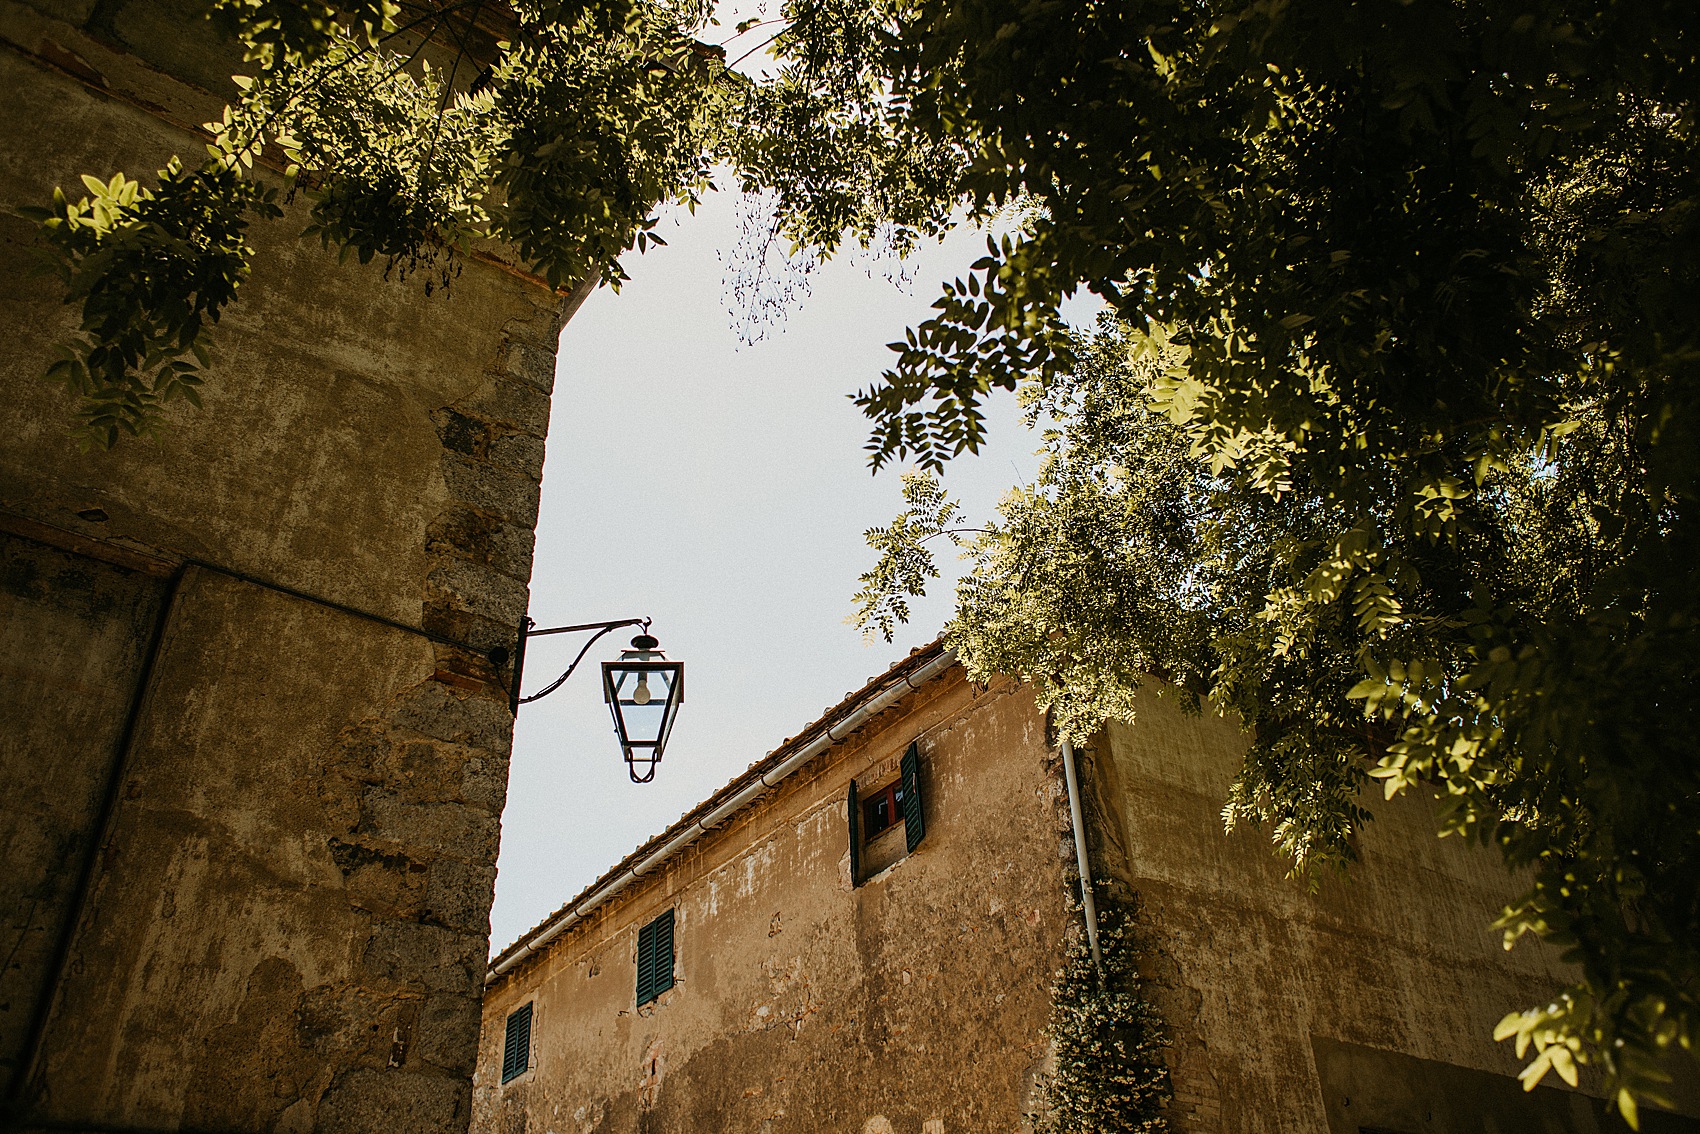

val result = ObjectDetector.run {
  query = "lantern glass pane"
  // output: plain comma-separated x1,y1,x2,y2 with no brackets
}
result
619,698,667,745
608,665,677,746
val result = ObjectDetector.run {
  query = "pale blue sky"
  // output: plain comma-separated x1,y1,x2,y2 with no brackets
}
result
486,190,1068,952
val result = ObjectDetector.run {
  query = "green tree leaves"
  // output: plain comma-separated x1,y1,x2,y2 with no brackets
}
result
802,0,1699,1118
25,0,737,442
851,469,966,644
208,0,401,67
491,11,732,291
856,308,1697,1118
20,160,280,448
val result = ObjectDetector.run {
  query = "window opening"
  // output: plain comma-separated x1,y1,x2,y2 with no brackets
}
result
501,1002,533,1084
849,742,928,886
861,781,906,840
636,908,675,1006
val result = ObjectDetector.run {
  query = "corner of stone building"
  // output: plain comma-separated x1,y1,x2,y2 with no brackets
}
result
0,2,581,1125
195,668,527,1132
1065,731,1222,1133
423,299,568,666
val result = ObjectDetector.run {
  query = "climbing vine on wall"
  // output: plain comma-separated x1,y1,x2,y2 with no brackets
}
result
1033,895,1171,1134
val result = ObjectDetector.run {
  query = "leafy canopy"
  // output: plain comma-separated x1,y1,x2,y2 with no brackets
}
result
775,0,1697,1122
25,0,1699,1120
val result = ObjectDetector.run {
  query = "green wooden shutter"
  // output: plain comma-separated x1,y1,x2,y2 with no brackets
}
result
901,742,926,852
636,919,653,1004
637,919,655,1004
636,909,676,1005
848,777,862,887
655,910,675,998
501,1002,532,1083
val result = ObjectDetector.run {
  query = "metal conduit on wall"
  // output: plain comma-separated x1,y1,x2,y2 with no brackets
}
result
1061,737,1104,982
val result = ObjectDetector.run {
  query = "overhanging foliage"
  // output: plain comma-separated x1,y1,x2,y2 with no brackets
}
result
25,0,735,446
815,1,1698,1121
21,0,1699,1119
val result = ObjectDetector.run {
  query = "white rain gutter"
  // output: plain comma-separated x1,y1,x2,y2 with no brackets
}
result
1060,738,1104,982
486,648,959,985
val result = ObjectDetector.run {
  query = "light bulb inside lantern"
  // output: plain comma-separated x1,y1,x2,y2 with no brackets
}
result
631,674,653,705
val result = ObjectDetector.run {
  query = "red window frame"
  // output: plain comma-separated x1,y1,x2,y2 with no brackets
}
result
861,781,905,840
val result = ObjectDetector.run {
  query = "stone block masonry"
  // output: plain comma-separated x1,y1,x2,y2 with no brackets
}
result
0,0,583,1126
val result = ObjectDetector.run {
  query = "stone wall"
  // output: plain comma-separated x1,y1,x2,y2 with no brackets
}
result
0,1,572,1126
474,671,1077,1134
1084,683,1700,1133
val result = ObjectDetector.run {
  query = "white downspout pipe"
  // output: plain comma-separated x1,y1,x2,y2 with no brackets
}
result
1060,738,1104,982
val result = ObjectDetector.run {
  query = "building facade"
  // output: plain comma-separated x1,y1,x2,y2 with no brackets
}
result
477,646,1073,1134
0,2,581,1128
474,647,1700,1134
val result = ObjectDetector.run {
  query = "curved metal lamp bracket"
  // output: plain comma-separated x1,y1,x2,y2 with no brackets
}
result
508,616,649,714
506,615,682,784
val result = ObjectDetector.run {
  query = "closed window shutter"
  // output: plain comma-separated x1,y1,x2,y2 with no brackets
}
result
636,909,675,1005
901,741,926,852
501,1002,532,1083
637,919,656,1003
847,777,861,887
655,910,675,996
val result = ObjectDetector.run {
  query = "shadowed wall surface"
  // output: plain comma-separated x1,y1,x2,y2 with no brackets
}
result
0,0,573,1126
1086,687,1700,1133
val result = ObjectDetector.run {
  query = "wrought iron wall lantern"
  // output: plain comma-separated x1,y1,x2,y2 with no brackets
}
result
506,616,684,783
601,632,683,785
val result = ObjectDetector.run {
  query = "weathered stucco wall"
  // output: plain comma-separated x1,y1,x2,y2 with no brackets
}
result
0,0,562,650
477,664,1699,1134
1085,685,1700,1133
474,672,1077,1134
0,532,170,1088
0,1,570,1126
